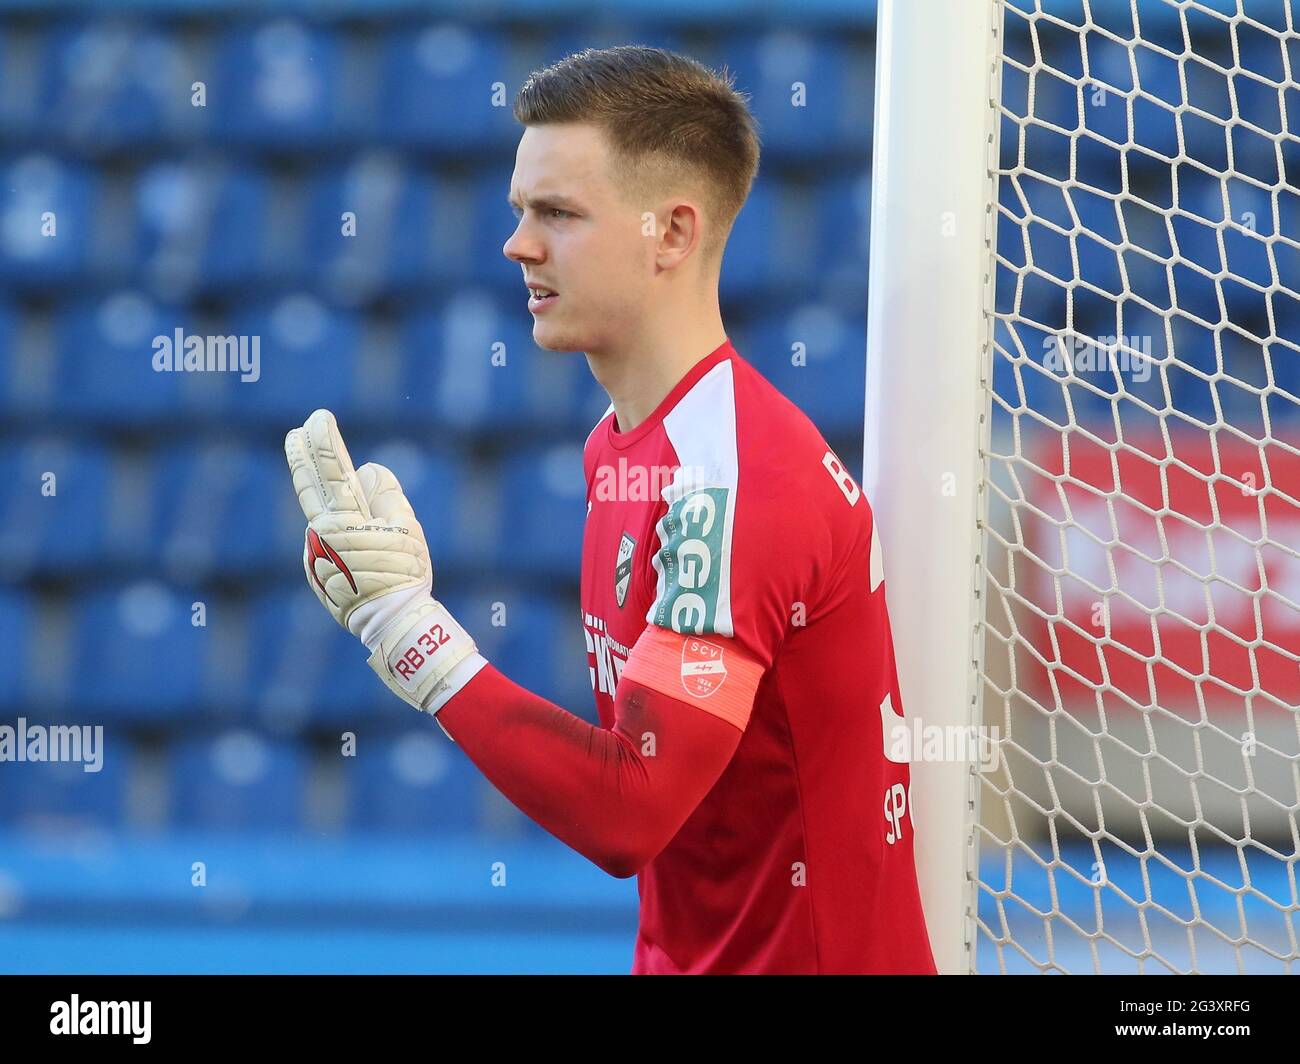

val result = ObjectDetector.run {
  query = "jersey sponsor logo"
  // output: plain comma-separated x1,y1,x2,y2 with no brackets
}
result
614,532,636,608
582,613,630,698
649,486,729,635
680,636,727,698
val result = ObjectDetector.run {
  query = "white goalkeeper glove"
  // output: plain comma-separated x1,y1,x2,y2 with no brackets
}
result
284,408,486,718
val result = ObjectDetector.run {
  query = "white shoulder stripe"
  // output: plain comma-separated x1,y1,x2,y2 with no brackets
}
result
649,359,740,637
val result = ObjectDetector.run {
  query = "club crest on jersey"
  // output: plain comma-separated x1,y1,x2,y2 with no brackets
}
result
614,532,636,608
681,636,727,698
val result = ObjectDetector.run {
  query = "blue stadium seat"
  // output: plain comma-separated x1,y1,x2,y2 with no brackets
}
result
989,318,1075,429
133,161,271,291
1079,38,1184,161
495,446,587,580
153,444,301,584
1069,185,1125,247
228,296,361,420
439,587,592,713
471,172,527,288
1273,287,1300,348
39,22,185,146
77,583,208,719
1238,13,1290,78
1171,209,1223,277
997,305,1177,427
1130,93,1181,162
817,172,871,276
0,301,18,417
1166,319,1220,422
250,591,389,730
743,305,866,438
0,588,31,710
1074,227,1124,298
212,21,345,145
169,730,309,831
56,294,186,422
997,196,1031,279
1000,177,1075,295
304,156,439,296
345,729,481,833
1019,114,1076,188
0,731,129,830
1228,114,1281,189
710,31,872,158
0,155,93,284
540,26,687,66
1080,28,1135,97
0,437,111,574
1222,226,1274,293
403,302,594,433
0,22,47,139
1080,311,1168,416
1027,219,1074,287
1266,299,1300,425
202,165,271,287
1221,182,1276,294
719,176,779,301
1133,42,1183,114
379,24,520,151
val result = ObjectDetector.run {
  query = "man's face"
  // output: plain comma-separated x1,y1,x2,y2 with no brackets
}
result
504,123,654,353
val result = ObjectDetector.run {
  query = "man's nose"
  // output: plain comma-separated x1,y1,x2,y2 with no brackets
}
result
503,222,541,264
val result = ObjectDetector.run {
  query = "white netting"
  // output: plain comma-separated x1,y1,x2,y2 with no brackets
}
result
975,0,1300,973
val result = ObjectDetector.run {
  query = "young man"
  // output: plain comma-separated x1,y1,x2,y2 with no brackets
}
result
285,46,935,974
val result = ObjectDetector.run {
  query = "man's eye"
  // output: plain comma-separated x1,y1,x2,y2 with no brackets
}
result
509,206,571,220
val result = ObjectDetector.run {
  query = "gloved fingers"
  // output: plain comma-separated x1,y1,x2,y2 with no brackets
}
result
285,408,370,522
356,462,419,528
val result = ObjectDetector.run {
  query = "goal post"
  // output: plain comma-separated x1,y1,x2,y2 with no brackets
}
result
864,0,1001,975
866,0,1300,975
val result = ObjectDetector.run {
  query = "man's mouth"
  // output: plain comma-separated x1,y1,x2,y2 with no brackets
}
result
527,286,559,311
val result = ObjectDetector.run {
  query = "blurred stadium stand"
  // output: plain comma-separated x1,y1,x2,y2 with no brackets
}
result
0,6,875,780
0,0,878,972
0,0,1292,972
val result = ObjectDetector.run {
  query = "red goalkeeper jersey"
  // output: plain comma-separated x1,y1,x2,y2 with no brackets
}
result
579,338,936,974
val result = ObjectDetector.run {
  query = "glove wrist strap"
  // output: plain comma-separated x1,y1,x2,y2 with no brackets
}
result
366,600,479,713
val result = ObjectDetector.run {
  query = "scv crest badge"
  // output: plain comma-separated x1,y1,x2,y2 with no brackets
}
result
614,532,636,608
681,636,727,698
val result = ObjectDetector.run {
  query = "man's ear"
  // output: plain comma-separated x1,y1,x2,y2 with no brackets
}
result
655,200,705,271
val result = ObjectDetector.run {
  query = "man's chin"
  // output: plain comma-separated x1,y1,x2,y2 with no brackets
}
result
531,324,586,354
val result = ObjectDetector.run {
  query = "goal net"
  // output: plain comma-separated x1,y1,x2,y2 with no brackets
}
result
866,0,1299,974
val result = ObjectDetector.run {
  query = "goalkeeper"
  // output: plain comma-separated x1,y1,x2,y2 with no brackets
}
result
285,45,935,975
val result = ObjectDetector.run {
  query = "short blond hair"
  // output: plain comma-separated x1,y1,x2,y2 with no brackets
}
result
513,45,762,264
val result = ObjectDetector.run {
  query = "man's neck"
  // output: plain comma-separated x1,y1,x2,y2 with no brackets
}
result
587,321,729,435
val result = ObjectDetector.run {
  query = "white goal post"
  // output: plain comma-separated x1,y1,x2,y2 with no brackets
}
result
866,0,1300,974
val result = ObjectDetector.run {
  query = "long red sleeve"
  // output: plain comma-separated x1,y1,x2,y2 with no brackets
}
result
435,663,742,878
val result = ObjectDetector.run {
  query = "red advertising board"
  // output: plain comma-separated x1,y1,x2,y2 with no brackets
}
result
1024,431,1300,712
